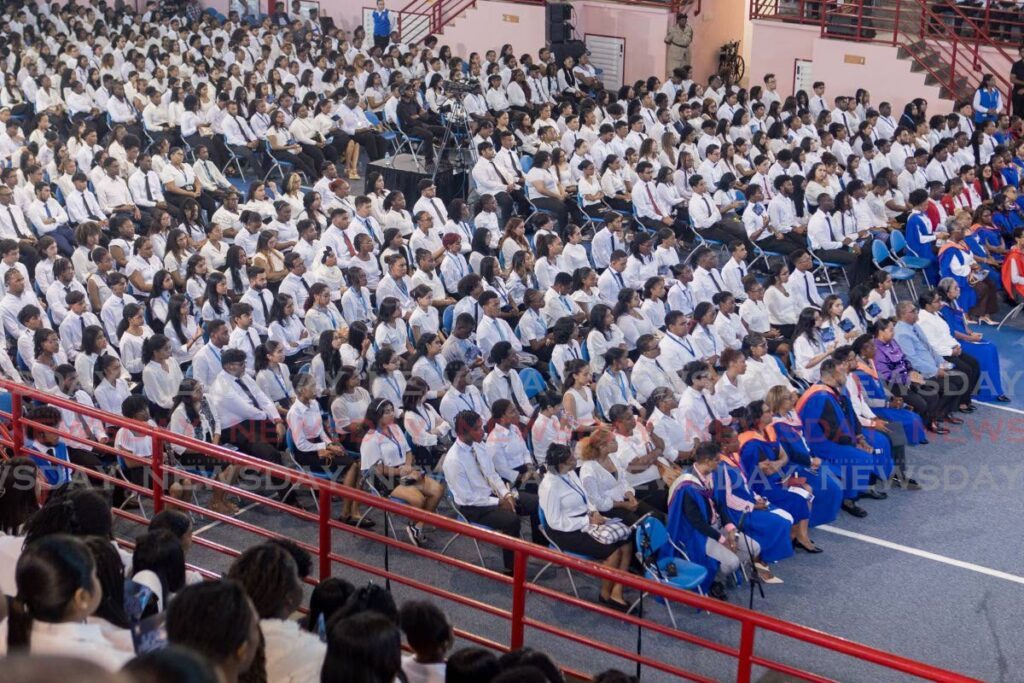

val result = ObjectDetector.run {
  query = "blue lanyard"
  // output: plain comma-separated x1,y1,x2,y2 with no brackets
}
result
428,357,443,380
271,366,288,397
612,370,629,402
382,428,403,455
458,391,477,412
384,373,400,397
417,407,433,431
667,332,694,355
557,474,588,506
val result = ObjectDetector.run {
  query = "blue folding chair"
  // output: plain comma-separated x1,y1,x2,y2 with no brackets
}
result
441,304,455,334
263,139,295,183
629,517,709,627
871,239,918,300
532,506,595,598
282,430,337,513
518,367,547,400
439,490,488,568
365,110,399,157
890,229,932,270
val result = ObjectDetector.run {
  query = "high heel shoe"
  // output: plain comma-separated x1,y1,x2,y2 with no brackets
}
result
793,539,824,554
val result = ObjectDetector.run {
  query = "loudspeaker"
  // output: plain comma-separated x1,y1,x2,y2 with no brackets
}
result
546,3,571,22
547,22,573,42
550,39,587,65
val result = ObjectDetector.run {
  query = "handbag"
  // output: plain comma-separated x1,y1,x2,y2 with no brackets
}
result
583,519,631,545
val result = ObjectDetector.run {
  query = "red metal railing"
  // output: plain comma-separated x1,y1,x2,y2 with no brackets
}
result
0,380,979,683
751,0,1013,107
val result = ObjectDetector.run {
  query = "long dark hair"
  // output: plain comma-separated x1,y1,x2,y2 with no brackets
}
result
8,535,97,649
317,330,342,377
83,536,131,629
0,457,39,535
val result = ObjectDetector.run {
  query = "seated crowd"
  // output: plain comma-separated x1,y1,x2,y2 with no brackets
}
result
0,492,643,683
0,0,1022,677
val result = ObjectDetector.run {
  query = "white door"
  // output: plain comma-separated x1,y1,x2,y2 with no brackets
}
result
584,34,625,91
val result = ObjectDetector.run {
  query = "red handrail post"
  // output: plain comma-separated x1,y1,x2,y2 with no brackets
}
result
951,36,958,96
509,550,527,650
736,621,757,683
892,0,901,46
151,433,164,514
10,391,23,457
318,487,332,580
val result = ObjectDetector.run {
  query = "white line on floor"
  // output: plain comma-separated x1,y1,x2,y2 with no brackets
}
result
192,502,259,536
974,401,1024,416
815,525,1024,586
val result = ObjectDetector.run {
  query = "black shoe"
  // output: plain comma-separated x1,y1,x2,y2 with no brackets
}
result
926,423,950,435
997,395,1011,402
842,500,868,517
793,539,824,554
945,416,965,425
709,582,729,601
959,405,977,413
918,438,930,445
598,595,630,612
902,478,922,491
861,488,888,500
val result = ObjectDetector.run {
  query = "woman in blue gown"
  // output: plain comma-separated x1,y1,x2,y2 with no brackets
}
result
936,278,1010,402
850,335,928,444
939,221,1000,323
736,403,821,554
795,364,894,518
713,427,795,564
763,386,844,527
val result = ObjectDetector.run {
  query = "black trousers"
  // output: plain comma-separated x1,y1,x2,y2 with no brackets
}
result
460,492,540,571
228,143,263,175
531,196,569,228
299,142,332,167
633,481,669,514
945,353,980,405
495,189,531,222
696,219,749,248
352,130,386,161
271,149,319,180
405,123,446,163
220,421,284,493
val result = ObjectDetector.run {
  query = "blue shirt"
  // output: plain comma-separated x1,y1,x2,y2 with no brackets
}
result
372,9,391,36
894,320,942,377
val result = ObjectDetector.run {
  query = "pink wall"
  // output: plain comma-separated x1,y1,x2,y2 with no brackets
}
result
573,0,749,85
749,19,949,112
575,1,672,84
434,1,547,58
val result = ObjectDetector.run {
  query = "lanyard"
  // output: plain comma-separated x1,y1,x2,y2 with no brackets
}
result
612,370,630,402
557,473,588,506
382,428,403,456
667,332,694,355
457,389,477,412
384,372,400,397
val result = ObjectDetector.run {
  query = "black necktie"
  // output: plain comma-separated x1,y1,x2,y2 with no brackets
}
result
235,377,260,408
505,375,526,414
144,174,154,201
84,194,99,220
430,198,445,223
258,291,270,321
709,270,722,292
490,160,509,185
825,215,835,242
700,394,715,421
6,207,25,238
234,115,253,141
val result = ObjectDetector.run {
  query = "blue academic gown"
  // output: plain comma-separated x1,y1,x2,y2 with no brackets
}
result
939,244,977,311
737,434,812,525
905,212,939,284
713,460,794,563
772,420,843,526
939,302,1005,400
797,385,893,500
666,478,719,593
853,364,927,445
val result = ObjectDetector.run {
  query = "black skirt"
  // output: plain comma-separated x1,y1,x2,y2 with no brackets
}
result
544,525,627,560
295,447,354,478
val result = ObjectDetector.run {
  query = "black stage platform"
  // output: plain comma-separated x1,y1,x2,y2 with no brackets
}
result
371,154,469,207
